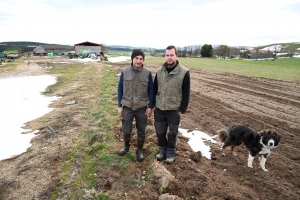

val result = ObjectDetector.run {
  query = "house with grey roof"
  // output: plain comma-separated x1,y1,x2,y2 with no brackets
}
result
250,49,274,59
33,44,74,55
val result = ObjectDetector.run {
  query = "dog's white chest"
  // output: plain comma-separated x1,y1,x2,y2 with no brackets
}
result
259,139,271,155
259,147,270,155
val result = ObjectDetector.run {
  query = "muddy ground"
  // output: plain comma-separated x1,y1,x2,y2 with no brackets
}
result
0,56,300,200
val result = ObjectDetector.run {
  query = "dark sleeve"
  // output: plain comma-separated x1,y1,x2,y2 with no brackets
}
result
179,71,190,114
147,72,154,109
153,74,158,107
117,72,124,108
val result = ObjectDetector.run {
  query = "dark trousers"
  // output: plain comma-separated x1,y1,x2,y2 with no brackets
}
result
154,108,180,157
122,106,147,137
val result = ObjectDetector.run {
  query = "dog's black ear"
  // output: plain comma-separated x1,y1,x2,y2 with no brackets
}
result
275,132,282,145
216,129,227,143
259,130,267,138
253,131,260,139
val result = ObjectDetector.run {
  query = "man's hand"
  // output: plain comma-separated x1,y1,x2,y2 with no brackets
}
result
145,108,152,118
118,107,123,116
179,111,183,117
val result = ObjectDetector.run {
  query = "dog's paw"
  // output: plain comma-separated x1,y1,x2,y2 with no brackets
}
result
262,168,269,172
221,152,226,156
248,165,253,168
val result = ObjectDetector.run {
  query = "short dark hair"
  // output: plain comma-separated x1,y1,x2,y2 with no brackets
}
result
166,45,178,56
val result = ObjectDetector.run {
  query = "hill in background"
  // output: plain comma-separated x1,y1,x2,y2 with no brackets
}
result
0,41,151,53
1,41,299,54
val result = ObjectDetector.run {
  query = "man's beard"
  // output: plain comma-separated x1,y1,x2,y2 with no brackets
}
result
167,61,176,68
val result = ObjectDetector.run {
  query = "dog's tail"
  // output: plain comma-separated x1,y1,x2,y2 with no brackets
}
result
216,129,228,143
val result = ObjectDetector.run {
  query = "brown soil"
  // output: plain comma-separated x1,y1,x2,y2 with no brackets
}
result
0,56,300,200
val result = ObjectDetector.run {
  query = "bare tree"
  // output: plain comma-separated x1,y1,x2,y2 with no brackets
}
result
239,47,250,60
214,45,230,59
177,46,189,57
186,46,193,57
284,45,297,59
272,44,281,61
181,46,188,57
193,45,202,57
239,47,245,60
229,46,238,59
265,46,272,61
150,49,157,56
213,46,221,59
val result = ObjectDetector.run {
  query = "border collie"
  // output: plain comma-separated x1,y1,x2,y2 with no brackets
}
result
217,125,282,171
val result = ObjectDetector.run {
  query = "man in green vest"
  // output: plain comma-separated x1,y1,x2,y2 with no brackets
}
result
153,45,190,164
117,49,154,162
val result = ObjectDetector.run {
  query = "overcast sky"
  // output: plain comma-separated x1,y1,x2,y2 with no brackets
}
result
1,0,300,48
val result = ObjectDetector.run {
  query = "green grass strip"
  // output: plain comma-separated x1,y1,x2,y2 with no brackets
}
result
56,66,125,199
47,65,84,93
145,57,300,82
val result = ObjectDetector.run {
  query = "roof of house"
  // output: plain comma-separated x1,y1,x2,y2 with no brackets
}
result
250,49,273,53
74,41,102,46
35,44,74,50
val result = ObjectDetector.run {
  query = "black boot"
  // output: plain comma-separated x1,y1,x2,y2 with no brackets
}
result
136,137,145,162
118,134,131,156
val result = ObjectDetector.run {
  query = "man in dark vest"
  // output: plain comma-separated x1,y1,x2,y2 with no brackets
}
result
117,49,154,162
153,45,190,164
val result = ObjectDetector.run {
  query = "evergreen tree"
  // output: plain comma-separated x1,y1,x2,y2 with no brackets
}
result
201,44,213,57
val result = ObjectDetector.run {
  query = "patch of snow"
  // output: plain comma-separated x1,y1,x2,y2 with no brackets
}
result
179,128,217,159
0,75,60,160
108,56,131,63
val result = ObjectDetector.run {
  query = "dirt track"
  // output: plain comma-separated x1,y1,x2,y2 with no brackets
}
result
1,57,300,199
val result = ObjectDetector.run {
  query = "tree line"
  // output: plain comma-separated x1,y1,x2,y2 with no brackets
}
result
150,44,250,59
150,43,299,60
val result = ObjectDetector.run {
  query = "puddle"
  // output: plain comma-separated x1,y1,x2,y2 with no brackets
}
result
0,75,60,160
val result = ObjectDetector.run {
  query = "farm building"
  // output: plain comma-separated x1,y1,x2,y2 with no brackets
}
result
250,49,274,59
74,41,102,55
33,44,74,55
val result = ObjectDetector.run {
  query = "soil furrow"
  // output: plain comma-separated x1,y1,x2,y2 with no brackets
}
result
192,76,300,106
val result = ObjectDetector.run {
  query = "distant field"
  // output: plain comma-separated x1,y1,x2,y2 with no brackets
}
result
106,49,151,57
144,57,300,82
106,50,131,57
105,48,300,81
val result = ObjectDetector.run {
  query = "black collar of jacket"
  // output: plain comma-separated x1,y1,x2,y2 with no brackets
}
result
163,60,179,74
